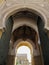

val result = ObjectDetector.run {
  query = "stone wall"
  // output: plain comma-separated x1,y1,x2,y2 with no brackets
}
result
6,55,15,65
34,55,43,65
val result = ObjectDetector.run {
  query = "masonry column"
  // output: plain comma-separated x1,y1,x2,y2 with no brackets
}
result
0,16,13,65
37,17,49,65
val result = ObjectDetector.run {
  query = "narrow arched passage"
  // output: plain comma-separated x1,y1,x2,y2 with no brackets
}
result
0,9,49,65
14,41,33,65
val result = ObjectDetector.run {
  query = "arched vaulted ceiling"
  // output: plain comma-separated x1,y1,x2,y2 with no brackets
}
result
10,11,38,48
12,11,38,33
11,25,38,45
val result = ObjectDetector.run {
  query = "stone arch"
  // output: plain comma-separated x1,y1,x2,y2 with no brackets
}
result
11,25,38,45
9,33,40,65
0,5,48,65
11,39,38,65
14,39,34,53
3,7,47,28
12,17,38,33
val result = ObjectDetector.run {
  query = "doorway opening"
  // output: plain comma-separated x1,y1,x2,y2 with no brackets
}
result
15,46,31,65
14,41,34,65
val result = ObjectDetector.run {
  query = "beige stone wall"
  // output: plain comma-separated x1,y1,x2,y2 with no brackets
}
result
47,0,49,2
0,0,4,3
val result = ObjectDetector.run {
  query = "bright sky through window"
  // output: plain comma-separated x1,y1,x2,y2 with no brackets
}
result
17,46,31,62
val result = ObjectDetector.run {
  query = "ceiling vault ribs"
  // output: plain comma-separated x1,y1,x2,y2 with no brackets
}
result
11,25,38,48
